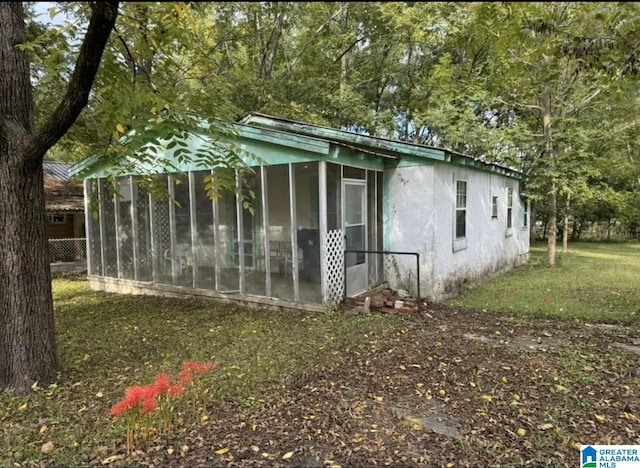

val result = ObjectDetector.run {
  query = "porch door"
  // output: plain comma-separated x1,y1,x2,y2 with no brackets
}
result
343,180,367,296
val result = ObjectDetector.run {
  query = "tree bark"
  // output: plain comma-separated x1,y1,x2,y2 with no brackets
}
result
259,8,285,80
541,84,556,266
0,1,118,394
0,2,56,393
529,202,537,245
562,192,570,252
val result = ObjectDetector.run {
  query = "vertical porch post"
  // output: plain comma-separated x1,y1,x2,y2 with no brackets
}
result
130,176,139,281
168,175,178,284
289,163,299,301
113,179,122,279
83,180,93,276
189,171,199,288
260,166,271,297
212,170,221,291
149,191,158,283
318,161,328,303
98,181,107,276
235,171,245,294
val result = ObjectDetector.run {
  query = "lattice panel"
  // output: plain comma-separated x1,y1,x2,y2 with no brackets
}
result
322,229,344,306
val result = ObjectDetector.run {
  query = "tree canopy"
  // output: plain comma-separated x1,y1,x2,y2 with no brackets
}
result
29,2,639,253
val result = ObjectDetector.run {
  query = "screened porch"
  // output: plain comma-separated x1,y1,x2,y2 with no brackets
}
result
84,161,384,306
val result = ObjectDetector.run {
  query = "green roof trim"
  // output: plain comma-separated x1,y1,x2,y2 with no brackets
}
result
239,112,523,180
70,112,524,181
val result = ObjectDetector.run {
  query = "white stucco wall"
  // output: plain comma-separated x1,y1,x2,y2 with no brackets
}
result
385,164,436,296
385,162,529,301
430,165,529,300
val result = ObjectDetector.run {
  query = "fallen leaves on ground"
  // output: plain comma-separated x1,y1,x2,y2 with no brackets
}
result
109,305,640,468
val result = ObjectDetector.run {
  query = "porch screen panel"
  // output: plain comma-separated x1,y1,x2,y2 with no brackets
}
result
376,172,384,282
193,171,216,290
266,164,293,301
326,162,341,231
100,179,118,278
116,177,134,280
173,174,192,287
217,169,239,292
151,175,172,285
135,181,152,281
295,162,321,303
367,170,383,285
243,171,265,297
87,179,102,276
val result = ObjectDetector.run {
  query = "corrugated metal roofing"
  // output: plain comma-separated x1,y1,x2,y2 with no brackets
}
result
238,112,523,179
43,161,72,182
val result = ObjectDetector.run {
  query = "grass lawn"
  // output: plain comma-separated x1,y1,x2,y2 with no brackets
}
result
1,241,639,467
446,241,640,325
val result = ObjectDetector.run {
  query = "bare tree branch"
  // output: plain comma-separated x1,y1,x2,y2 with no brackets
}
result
114,31,137,86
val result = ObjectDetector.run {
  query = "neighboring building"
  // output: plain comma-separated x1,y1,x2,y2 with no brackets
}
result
44,161,87,264
44,161,85,239
69,113,529,310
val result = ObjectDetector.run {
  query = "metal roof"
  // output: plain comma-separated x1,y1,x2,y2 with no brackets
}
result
43,161,72,182
70,112,524,180
238,112,523,179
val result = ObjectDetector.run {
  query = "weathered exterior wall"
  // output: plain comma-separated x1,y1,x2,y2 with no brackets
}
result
384,162,529,301
384,164,436,297
429,164,529,300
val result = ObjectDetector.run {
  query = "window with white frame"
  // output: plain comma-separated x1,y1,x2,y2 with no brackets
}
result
523,200,528,229
491,196,498,219
506,187,513,229
456,180,467,239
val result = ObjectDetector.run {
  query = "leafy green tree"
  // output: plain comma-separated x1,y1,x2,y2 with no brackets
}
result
1,1,258,394
0,1,118,394
456,2,640,263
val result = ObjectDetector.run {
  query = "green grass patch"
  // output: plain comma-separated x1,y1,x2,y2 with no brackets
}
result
446,241,640,325
0,280,406,467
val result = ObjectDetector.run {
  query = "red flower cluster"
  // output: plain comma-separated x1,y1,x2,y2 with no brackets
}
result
110,361,215,418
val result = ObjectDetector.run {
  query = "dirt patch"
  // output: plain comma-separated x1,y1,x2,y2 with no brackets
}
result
391,400,460,438
116,304,640,468
611,342,640,356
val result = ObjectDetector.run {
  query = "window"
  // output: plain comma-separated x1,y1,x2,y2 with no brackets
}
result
455,180,467,239
523,201,528,228
47,213,67,224
491,196,498,218
506,187,513,229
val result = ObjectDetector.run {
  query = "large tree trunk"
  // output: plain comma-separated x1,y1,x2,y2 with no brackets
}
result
0,3,58,393
0,158,58,393
0,2,118,394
